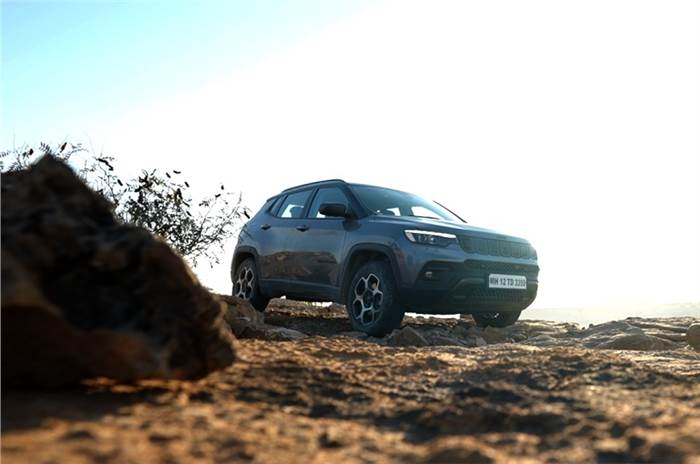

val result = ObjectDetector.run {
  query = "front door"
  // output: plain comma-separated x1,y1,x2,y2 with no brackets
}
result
257,189,313,284
292,187,351,296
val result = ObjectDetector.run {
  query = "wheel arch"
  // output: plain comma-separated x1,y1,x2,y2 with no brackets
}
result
339,244,402,302
231,247,259,283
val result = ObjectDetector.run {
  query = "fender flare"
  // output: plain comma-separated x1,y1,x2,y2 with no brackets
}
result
339,243,402,301
231,246,260,282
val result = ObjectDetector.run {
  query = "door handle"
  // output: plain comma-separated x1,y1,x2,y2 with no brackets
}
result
296,225,309,232
260,224,271,230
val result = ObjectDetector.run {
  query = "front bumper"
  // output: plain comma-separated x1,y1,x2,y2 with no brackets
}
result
399,258,539,314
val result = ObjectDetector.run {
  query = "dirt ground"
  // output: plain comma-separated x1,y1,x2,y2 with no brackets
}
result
3,301,700,463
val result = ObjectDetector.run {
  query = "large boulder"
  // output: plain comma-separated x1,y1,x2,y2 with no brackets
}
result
1,156,236,386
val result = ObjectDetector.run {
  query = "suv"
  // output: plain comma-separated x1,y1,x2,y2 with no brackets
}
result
231,180,539,336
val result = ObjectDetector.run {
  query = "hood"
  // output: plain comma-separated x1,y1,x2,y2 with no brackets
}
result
368,215,530,243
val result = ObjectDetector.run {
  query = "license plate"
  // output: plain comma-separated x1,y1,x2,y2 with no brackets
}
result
488,274,527,289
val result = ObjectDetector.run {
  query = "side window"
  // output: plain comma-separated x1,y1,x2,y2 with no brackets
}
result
268,196,283,215
308,187,350,218
410,205,441,219
277,190,311,218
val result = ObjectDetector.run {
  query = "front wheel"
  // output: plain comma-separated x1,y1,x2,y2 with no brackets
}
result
232,258,270,312
472,310,521,328
345,260,405,336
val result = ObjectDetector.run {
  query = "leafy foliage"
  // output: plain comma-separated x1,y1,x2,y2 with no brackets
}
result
0,141,78,171
1,142,250,266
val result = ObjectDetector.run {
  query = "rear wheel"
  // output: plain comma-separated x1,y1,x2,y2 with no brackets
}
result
232,258,269,312
345,260,405,336
472,310,521,328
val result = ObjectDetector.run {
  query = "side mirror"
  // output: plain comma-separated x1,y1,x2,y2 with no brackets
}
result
318,203,349,218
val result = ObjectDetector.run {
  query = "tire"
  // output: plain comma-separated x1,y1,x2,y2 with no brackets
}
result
472,310,521,328
232,258,270,312
345,260,405,336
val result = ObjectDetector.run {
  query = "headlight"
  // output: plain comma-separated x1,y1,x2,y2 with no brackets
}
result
404,229,457,247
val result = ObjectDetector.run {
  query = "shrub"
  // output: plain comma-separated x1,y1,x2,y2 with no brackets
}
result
1,142,249,266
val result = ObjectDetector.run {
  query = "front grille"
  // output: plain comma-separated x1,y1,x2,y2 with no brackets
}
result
459,236,536,259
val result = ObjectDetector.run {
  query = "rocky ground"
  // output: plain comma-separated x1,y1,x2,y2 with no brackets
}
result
3,299,700,464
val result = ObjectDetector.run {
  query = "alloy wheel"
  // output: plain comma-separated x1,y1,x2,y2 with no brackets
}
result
351,273,384,326
233,266,255,300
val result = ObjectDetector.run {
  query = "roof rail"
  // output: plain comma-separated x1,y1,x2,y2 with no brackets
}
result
281,179,347,192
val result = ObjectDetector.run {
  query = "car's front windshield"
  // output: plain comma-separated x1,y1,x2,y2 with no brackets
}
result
350,185,462,222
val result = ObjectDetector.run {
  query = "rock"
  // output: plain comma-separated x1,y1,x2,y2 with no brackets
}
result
517,320,580,338
579,320,645,348
481,326,509,344
525,334,559,347
259,326,308,341
687,324,700,350
626,319,688,334
424,437,499,463
1,156,236,386
451,324,473,339
218,294,307,341
429,334,467,346
325,303,348,316
596,333,675,351
454,335,488,347
219,295,264,337
584,320,644,335
241,324,308,341
387,326,429,347
337,331,368,340
642,331,687,343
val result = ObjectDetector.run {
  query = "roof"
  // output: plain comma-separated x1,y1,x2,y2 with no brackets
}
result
280,178,347,193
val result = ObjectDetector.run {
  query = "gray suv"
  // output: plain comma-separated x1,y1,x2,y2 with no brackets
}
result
232,179,539,336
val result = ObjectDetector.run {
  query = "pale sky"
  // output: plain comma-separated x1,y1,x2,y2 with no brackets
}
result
3,0,699,309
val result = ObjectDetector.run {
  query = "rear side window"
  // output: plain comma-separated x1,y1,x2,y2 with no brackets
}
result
277,190,311,218
268,196,283,215
308,187,349,218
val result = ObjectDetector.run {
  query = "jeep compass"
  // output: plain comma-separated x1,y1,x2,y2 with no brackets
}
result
231,180,539,336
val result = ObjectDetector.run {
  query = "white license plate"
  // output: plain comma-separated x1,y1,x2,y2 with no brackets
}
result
488,274,527,290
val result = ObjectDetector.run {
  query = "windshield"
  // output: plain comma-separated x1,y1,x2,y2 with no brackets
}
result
350,185,462,222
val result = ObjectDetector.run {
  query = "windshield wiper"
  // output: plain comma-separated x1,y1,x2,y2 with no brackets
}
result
434,201,467,223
